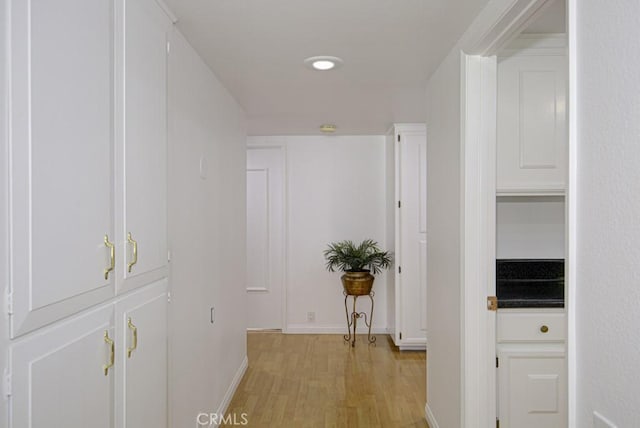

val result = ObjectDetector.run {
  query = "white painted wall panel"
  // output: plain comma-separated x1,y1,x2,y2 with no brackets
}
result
496,196,565,259
576,0,640,426
246,169,269,291
248,136,388,333
425,48,462,428
168,29,247,427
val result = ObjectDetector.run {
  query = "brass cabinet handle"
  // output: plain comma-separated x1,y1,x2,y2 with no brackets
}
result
127,317,138,358
127,232,138,273
104,235,115,280
103,330,115,376
540,325,549,333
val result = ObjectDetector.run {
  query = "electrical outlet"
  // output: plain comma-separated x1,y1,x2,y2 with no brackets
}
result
307,311,315,322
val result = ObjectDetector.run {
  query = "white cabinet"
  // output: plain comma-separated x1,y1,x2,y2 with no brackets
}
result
9,281,168,428
386,124,427,350
497,310,567,428
116,0,171,294
10,305,115,428
8,0,116,338
6,0,173,426
497,36,567,195
115,280,168,428
8,0,172,338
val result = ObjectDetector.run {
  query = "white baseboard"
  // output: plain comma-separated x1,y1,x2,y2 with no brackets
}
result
213,355,248,426
425,403,440,428
285,324,389,335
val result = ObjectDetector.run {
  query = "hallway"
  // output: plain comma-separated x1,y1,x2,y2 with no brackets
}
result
223,332,428,428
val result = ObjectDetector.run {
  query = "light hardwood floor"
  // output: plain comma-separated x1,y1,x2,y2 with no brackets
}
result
222,332,428,428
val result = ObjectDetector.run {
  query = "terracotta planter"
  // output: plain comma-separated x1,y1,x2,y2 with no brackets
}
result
341,271,374,296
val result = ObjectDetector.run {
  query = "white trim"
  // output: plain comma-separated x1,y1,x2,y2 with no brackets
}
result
469,0,558,56
566,0,577,426
460,53,498,428
213,355,248,427
284,324,388,335
425,403,441,428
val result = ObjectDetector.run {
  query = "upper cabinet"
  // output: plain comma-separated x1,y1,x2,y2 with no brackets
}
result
116,0,172,294
497,35,567,195
9,0,117,338
8,0,173,337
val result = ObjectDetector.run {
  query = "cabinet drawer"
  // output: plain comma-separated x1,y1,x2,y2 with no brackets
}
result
497,312,566,342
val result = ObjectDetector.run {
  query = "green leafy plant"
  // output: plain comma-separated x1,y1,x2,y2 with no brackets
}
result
323,239,392,274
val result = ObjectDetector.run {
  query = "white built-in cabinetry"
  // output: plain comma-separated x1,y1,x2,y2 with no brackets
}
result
6,0,172,426
495,35,569,427
497,35,567,195
497,310,567,428
386,124,427,350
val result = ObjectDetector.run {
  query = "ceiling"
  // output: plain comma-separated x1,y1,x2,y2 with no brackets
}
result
524,0,566,33
164,0,491,135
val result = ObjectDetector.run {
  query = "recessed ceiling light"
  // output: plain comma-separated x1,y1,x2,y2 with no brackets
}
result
320,124,337,133
304,56,343,71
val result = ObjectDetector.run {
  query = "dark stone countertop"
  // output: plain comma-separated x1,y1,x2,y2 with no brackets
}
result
498,298,564,308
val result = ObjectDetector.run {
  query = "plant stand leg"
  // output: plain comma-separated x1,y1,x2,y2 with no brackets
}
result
366,292,376,344
351,296,358,347
343,292,353,344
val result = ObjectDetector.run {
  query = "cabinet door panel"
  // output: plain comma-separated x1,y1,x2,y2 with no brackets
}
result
497,54,567,193
116,0,171,293
498,347,567,428
115,280,168,428
9,0,115,337
10,305,114,428
398,130,428,346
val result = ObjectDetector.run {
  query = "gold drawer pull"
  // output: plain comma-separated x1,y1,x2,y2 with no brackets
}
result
104,235,115,280
127,232,138,273
540,325,549,333
127,317,138,358
103,330,115,376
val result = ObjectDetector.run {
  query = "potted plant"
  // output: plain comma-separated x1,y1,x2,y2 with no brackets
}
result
323,239,392,295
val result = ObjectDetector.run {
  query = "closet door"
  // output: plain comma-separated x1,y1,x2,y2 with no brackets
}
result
398,128,428,346
116,0,171,294
9,0,115,337
10,305,114,428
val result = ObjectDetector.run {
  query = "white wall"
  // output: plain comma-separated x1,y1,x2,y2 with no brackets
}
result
425,48,463,428
496,196,565,259
576,0,640,425
0,0,8,425
248,135,388,333
168,29,247,426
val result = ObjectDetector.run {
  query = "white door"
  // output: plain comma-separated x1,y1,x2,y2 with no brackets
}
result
115,280,168,428
398,130,428,345
116,0,172,294
246,147,285,329
498,348,567,427
10,304,114,428
9,0,115,337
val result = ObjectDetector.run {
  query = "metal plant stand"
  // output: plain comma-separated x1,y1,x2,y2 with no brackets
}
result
343,290,376,347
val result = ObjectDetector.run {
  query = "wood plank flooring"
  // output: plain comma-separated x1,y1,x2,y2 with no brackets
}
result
222,332,428,428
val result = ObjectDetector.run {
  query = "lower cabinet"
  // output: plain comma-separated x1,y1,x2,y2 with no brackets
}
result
9,280,168,428
115,280,168,428
497,310,567,428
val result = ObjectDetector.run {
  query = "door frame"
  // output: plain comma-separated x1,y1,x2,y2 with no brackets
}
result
246,144,288,332
459,0,576,426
